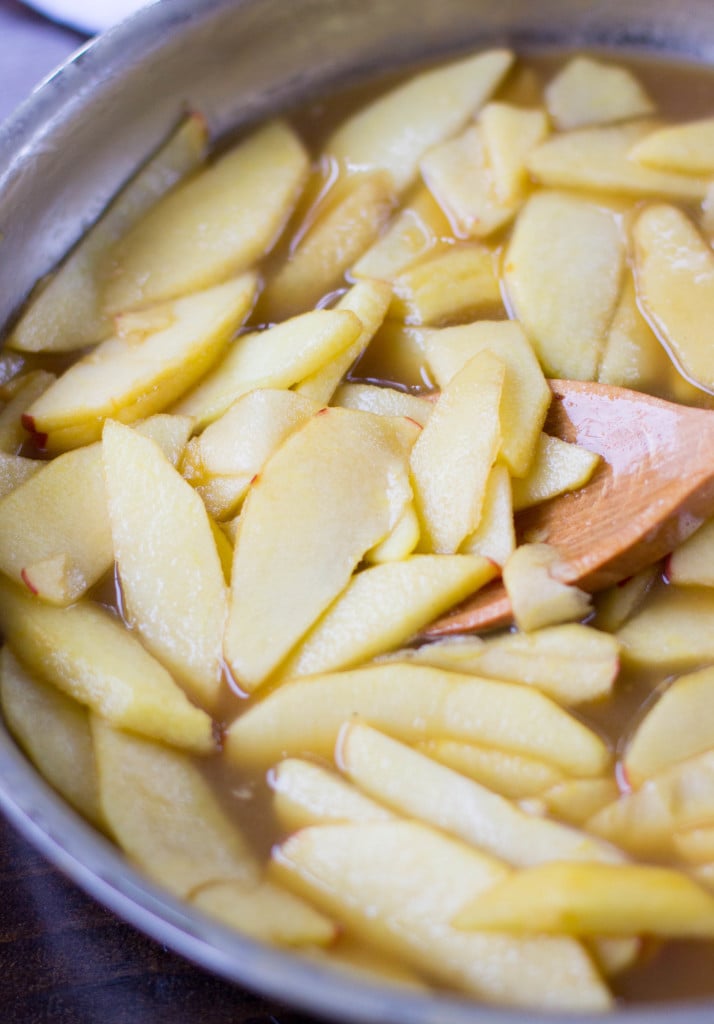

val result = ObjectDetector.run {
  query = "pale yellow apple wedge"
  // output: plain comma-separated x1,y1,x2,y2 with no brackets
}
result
104,120,308,312
173,308,362,429
389,244,502,325
353,318,429,387
623,666,714,786
295,279,392,405
410,350,504,553
503,543,592,632
258,173,395,322
0,452,41,498
0,577,214,754
421,125,522,238
224,663,610,775
0,370,54,453
416,739,563,799
9,114,208,353
0,647,103,827
453,861,714,938
479,102,549,202
325,49,513,194
301,939,428,993
92,717,256,897
338,723,622,868
223,409,417,691
668,518,714,586
352,185,452,281
616,585,714,670
511,433,600,510
674,826,714,864
459,464,515,566
363,504,421,564
277,555,496,678
396,623,619,705
633,204,714,391
593,565,659,633
542,778,620,827
527,121,711,199
22,274,257,452
630,118,714,173
0,414,192,606
332,382,432,426
504,191,624,379
273,821,612,1011
422,320,550,477
544,57,655,130
597,276,674,392
191,878,337,947
269,758,393,833
103,421,228,711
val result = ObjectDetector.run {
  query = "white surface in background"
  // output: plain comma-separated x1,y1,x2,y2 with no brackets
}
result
20,0,152,34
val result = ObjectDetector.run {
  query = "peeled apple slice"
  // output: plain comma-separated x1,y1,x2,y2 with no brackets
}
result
629,118,714,174
544,57,655,131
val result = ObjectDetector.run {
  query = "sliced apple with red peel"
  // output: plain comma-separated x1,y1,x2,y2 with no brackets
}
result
173,308,362,430
277,554,496,678
544,57,655,131
269,758,393,833
224,409,417,691
588,751,714,855
103,120,308,312
103,420,228,711
191,878,337,947
0,414,192,606
338,723,622,868
616,585,714,670
411,350,504,554
224,663,610,775
623,665,714,786
273,821,612,1012
504,191,624,380
326,49,513,194
92,717,256,898
503,543,592,632
8,115,208,354
453,861,714,938
511,434,600,511
0,370,55,453
0,647,103,827
416,739,563,799
22,274,257,453
0,577,214,754
423,320,549,478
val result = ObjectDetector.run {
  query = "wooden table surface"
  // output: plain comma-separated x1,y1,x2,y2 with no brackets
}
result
0,3,319,1020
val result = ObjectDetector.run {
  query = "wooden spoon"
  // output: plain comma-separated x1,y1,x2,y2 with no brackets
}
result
423,378,714,638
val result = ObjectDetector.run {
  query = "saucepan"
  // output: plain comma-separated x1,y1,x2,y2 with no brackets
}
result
1,0,714,1021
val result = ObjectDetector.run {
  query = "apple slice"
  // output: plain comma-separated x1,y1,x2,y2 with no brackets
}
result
0,414,192,605
624,665,714,786
421,125,522,238
0,647,103,827
411,350,504,553
527,121,711,199
92,717,256,897
22,274,257,452
416,739,563,799
588,750,714,855
397,623,619,705
0,577,214,754
276,554,496,678
479,102,549,202
103,420,228,711
633,204,714,391
0,370,55,453
503,543,592,632
453,861,714,938
616,585,714,670
191,878,336,947
674,826,714,864
597,276,674,392
295,279,392,405
363,504,421,564
544,57,655,131
224,408,417,691
668,518,714,586
352,185,452,281
9,115,208,353
592,565,659,633
423,320,550,477
389,244,502,325
325,49,513,194
225,663,610,775
459,464,515,566
511,434,600,511
0,452,41,498
258,173,395,322
352,318,430,388
273,821,612,1011
269,758,393,833
542,778,620,827
302,939,428,992
504,191,624,379
173,308,361,429
332,382,432,426
338,723,622,868
104,120,308,312
630,118,714,174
